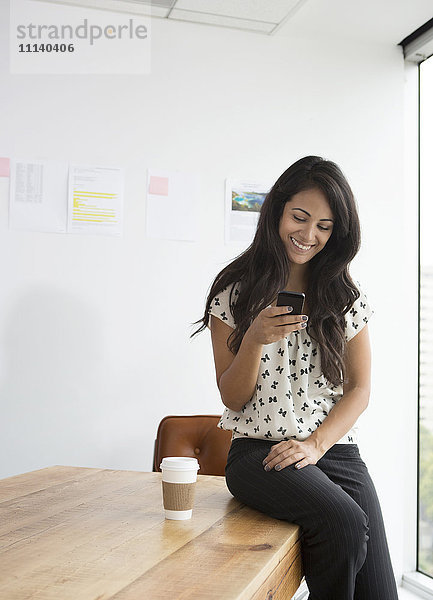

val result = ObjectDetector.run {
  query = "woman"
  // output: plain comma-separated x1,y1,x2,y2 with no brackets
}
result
192,156,398,600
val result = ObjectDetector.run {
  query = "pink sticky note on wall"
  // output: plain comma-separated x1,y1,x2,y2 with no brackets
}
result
149,175,169,196
0,157,10,177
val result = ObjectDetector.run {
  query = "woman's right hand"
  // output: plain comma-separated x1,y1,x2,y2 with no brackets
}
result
245,305,308,346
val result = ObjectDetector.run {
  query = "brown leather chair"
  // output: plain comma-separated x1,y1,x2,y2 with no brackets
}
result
153,415,232,476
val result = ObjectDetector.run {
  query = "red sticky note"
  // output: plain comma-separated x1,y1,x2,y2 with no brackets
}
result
149,175,169,196
0,157,10,177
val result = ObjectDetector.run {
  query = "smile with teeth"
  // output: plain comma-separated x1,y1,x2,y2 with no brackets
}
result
290,236,313,251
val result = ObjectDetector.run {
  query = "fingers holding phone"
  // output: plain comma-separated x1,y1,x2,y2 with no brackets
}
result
246,293,308,346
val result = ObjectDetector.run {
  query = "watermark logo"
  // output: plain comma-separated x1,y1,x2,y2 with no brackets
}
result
16,18,148,46
10,0,151,74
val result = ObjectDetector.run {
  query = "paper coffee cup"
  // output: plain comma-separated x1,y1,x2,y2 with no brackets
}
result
160,457,200,520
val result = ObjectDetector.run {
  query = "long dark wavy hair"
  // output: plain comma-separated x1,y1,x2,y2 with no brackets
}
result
191,156,361,386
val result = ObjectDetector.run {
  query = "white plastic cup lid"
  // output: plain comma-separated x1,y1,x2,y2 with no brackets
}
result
160,457,200,471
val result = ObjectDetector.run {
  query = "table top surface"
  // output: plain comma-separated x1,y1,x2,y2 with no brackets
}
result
0,466,301,600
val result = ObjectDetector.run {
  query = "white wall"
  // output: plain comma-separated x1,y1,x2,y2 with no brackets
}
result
0,2,417,585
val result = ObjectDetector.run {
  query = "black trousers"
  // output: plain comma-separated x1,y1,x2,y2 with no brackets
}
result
225,438,399,600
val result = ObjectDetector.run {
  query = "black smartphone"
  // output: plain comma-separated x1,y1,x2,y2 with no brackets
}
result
276,291,305,315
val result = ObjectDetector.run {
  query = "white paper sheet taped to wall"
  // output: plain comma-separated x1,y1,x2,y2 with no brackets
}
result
67,165,124,236
9,159,68,233
146,169,199,242
225,178,272,244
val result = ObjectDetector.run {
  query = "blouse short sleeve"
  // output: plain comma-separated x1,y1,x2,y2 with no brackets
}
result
344,284,374,342
208,282,240,330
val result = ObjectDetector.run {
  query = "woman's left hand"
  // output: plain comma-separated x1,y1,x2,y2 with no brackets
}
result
262,439,325,471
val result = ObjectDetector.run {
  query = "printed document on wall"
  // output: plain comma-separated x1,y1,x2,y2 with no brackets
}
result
9,159,68,232
225,179,271,244
146,169,199,241
68,165,124,236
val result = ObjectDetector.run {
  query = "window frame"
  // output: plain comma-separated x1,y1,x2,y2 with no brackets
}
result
401,20,433,599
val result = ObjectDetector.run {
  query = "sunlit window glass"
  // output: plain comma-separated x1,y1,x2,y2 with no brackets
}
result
419,52,433,578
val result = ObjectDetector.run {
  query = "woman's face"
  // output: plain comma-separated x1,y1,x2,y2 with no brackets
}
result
278,188,334,266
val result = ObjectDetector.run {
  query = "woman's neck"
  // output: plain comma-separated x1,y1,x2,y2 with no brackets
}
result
285,263,309,292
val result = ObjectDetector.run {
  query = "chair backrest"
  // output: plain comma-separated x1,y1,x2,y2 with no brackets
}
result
153,415,232,476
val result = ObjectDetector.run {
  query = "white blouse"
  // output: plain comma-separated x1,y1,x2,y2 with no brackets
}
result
209,281,373,444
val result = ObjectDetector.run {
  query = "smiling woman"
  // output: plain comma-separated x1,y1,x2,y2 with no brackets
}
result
191,155,399,600
194,156,361,388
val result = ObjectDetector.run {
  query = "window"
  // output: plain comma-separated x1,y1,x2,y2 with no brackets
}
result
419,52,433,580
399,18,433,597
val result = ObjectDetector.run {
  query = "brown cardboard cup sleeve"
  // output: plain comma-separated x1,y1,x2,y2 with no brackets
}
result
162,481,196,511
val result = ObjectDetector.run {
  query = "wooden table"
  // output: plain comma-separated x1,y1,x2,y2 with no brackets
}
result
0,466,303,599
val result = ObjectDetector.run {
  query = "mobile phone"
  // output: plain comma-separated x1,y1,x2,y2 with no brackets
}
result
276,291,305,315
